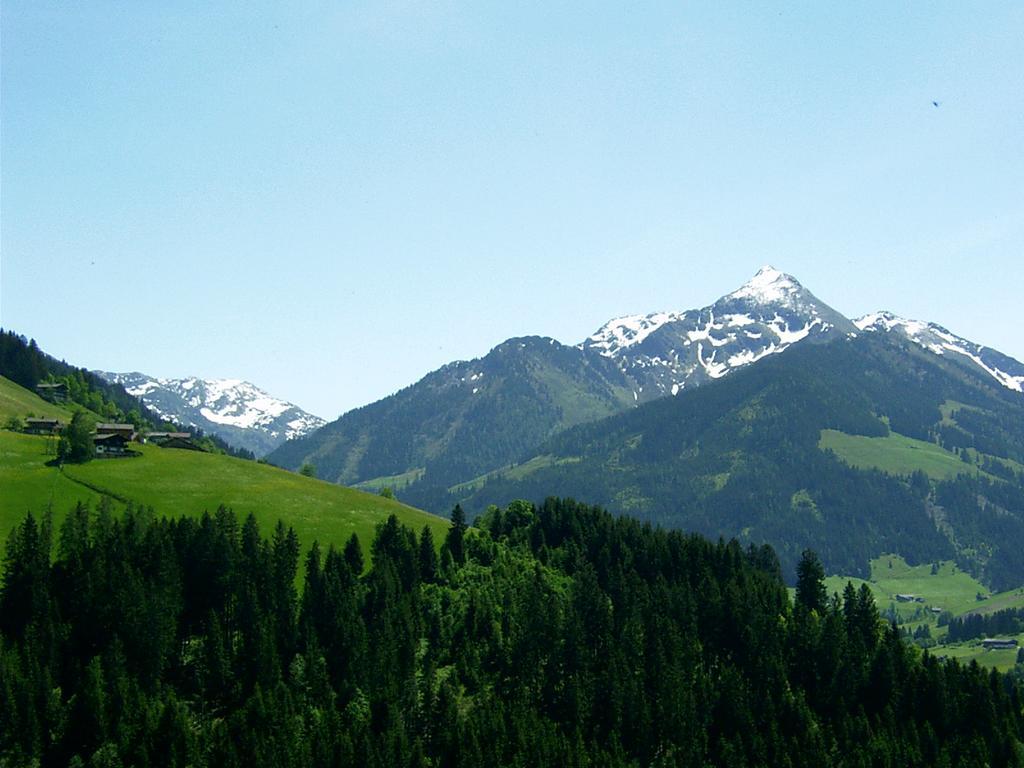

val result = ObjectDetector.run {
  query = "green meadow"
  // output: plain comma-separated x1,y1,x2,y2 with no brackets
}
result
0,376,449,562
819,428,978,481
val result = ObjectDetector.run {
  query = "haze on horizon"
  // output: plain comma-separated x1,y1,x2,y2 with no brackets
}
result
2,2,1022,419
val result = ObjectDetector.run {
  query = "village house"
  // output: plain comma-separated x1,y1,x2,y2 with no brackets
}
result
93,432,130,456
96,422,137,441
24,417,63,435
35,381,68,403
895,594,925,603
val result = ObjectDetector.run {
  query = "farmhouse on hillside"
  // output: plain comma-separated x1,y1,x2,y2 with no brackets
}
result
93,432,130,456
35,381,68,403
96,422,137,441
24,417,63,434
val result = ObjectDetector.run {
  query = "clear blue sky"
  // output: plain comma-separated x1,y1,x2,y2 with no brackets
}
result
2,2,1022,418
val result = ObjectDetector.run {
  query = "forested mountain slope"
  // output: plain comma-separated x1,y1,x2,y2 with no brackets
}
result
451,334,1024,588
269,335,636,487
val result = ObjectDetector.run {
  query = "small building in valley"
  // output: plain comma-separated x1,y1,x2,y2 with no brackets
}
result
25,417,63,434
895,594,924,603
35,381,68,403
981,638,1019,650
93,433,130,456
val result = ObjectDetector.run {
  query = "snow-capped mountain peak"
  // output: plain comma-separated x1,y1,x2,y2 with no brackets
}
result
854,313,1024,393
580,266,856,403
725,264,804,306
96,371,326,456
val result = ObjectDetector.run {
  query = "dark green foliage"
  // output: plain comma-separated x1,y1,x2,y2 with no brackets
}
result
442,504,466,566
947,607,1024,642
58,410,96,464
2,498,1024,767
796,549,828,614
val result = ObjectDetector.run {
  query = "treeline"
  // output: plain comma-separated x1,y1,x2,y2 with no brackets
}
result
946,607,1024,643
3,499,1024,766
1,329,151,425
0,329,254,460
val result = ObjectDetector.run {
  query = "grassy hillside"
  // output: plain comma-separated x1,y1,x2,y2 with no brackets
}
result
0,374,77,422
825,555,999,618
1,430,449,568
0,432,107,526
819,428,979,480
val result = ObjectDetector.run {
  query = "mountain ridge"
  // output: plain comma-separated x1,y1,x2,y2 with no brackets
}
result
97,371,325,457
450,332,1024,587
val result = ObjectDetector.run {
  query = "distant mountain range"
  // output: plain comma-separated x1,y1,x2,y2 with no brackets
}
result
265,266,1024,586
96,372,324,456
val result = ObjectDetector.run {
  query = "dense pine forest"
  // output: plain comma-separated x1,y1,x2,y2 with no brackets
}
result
3,498,1024,767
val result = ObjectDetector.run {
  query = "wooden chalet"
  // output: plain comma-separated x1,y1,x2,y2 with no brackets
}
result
96,422,137,441
93,432,130,456
25,417,64,435
35,381,68,403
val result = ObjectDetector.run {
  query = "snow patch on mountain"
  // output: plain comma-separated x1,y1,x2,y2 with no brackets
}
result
586,311,684,357
580,266,855,402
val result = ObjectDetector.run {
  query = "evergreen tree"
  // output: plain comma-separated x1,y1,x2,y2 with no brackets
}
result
795,549,827,614
344,533,364,576
417,527,438,584
443,504,467,566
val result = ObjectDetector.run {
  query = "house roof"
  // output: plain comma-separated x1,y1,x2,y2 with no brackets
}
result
160,436,204,451
93,433,128,442
36,382,67,389
96,423,134,431
26,417,62,424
